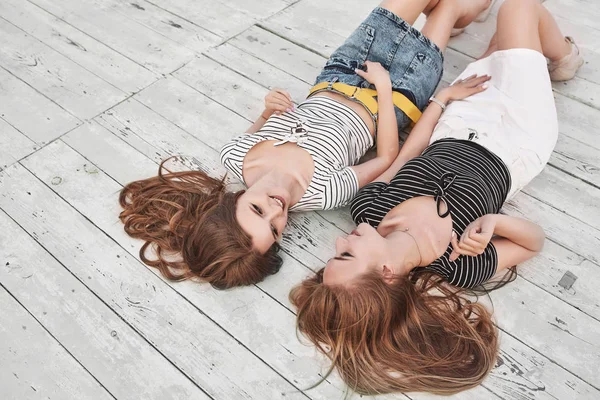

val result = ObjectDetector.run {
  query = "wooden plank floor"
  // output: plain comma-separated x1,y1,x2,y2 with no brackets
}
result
1,0,599,399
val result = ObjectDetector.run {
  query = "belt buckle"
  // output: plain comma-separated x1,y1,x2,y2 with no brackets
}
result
326,77,338,90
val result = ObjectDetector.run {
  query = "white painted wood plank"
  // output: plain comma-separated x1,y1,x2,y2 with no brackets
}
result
518,240,600,322
1,159,307,400
0,0,158,94
524,165,600,229
174,56,268,124
205,42,311,103
490,274,600,389
56,122,496,400
146,0,292,39
104,0,221,54
0,207,207,400
544,0,600,36
23,139,346,399
504,192,600,265
488,330,598,399
228,25,326,84
0,118,36,171
0,285,113,400
26,0,196,74
0,18,126,119
134,77,250,151
260,0,377,57
0,68,80,143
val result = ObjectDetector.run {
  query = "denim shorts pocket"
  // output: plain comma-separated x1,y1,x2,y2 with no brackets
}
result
392,51,442,109
324,23,375,72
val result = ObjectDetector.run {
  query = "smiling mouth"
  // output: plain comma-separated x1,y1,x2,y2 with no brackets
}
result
270,195,286,209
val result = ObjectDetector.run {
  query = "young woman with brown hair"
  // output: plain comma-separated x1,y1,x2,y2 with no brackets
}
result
291,0,583,394
120,0,493,289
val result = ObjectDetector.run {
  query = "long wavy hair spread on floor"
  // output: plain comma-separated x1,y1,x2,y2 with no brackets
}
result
119,159,283,289
290,269,498,396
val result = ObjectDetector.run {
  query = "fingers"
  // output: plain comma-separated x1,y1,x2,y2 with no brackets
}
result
450,231,480,261
265,90,294,113
467,75,491,88
274,88,292,103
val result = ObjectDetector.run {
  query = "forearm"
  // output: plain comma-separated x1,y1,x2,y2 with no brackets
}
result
492,214,545,253
374,84,399,163
371,96,443,183
246,109,272,133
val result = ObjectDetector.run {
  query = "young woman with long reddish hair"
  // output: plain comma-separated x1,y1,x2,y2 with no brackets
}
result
291,0,583,394
120,0,493,289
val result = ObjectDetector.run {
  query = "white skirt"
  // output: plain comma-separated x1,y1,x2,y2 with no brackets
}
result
430,48,558,199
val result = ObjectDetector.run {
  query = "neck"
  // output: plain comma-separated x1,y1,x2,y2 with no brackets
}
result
384,229,423,275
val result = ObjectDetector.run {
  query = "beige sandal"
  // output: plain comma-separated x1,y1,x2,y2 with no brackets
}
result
549,37,584,82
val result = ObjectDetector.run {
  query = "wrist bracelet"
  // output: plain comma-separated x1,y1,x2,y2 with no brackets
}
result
428,96,446,112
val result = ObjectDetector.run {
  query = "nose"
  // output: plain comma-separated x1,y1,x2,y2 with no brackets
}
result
335,236,348,253
265,200,283,219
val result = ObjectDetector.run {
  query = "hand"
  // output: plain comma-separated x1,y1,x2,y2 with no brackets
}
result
263,88,294,118
437,74,491,104
449,214,497,261
355,61,391,89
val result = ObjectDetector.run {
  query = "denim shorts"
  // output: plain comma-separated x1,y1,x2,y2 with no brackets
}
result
314,7,444,131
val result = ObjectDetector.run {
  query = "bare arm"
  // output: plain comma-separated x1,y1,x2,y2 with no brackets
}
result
450,214,546,272
373,74,492,184
246,110,273,133
350,62,399,187
246,88,294,133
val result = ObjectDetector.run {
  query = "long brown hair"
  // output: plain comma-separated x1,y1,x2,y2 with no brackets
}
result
290,269,498,395
119,159,283,289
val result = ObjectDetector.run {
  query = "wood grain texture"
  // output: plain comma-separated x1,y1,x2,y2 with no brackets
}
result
0,0,158,94
0,67,80,143
0,284,113,400
2,0,600,398
0,118,36,171
1,157,306,400
0,18,126,119
26,0,196,74
0,201,208,400
22,139,346,399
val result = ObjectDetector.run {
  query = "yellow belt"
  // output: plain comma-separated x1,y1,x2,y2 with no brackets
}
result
308,82,422,124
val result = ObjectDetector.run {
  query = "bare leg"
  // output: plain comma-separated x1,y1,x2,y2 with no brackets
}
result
421,0,490,52
378,0,434,26
495,0,570,61
479,33,498,59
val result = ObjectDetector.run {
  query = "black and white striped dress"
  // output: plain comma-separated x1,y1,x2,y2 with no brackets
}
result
350,139,511,288
220,96,373,211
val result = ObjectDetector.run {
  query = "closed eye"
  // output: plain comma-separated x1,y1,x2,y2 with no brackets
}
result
271,224,278,240
251,204,263,215
333,252,353,261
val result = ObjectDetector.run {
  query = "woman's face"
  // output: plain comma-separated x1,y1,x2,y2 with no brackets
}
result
236,187,289,253
323,223,391,286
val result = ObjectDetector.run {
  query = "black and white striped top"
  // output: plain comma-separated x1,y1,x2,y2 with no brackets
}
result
220,96,373,211
350,139,511,288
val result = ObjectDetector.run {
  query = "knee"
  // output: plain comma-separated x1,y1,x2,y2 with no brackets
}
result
499,0,539,16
